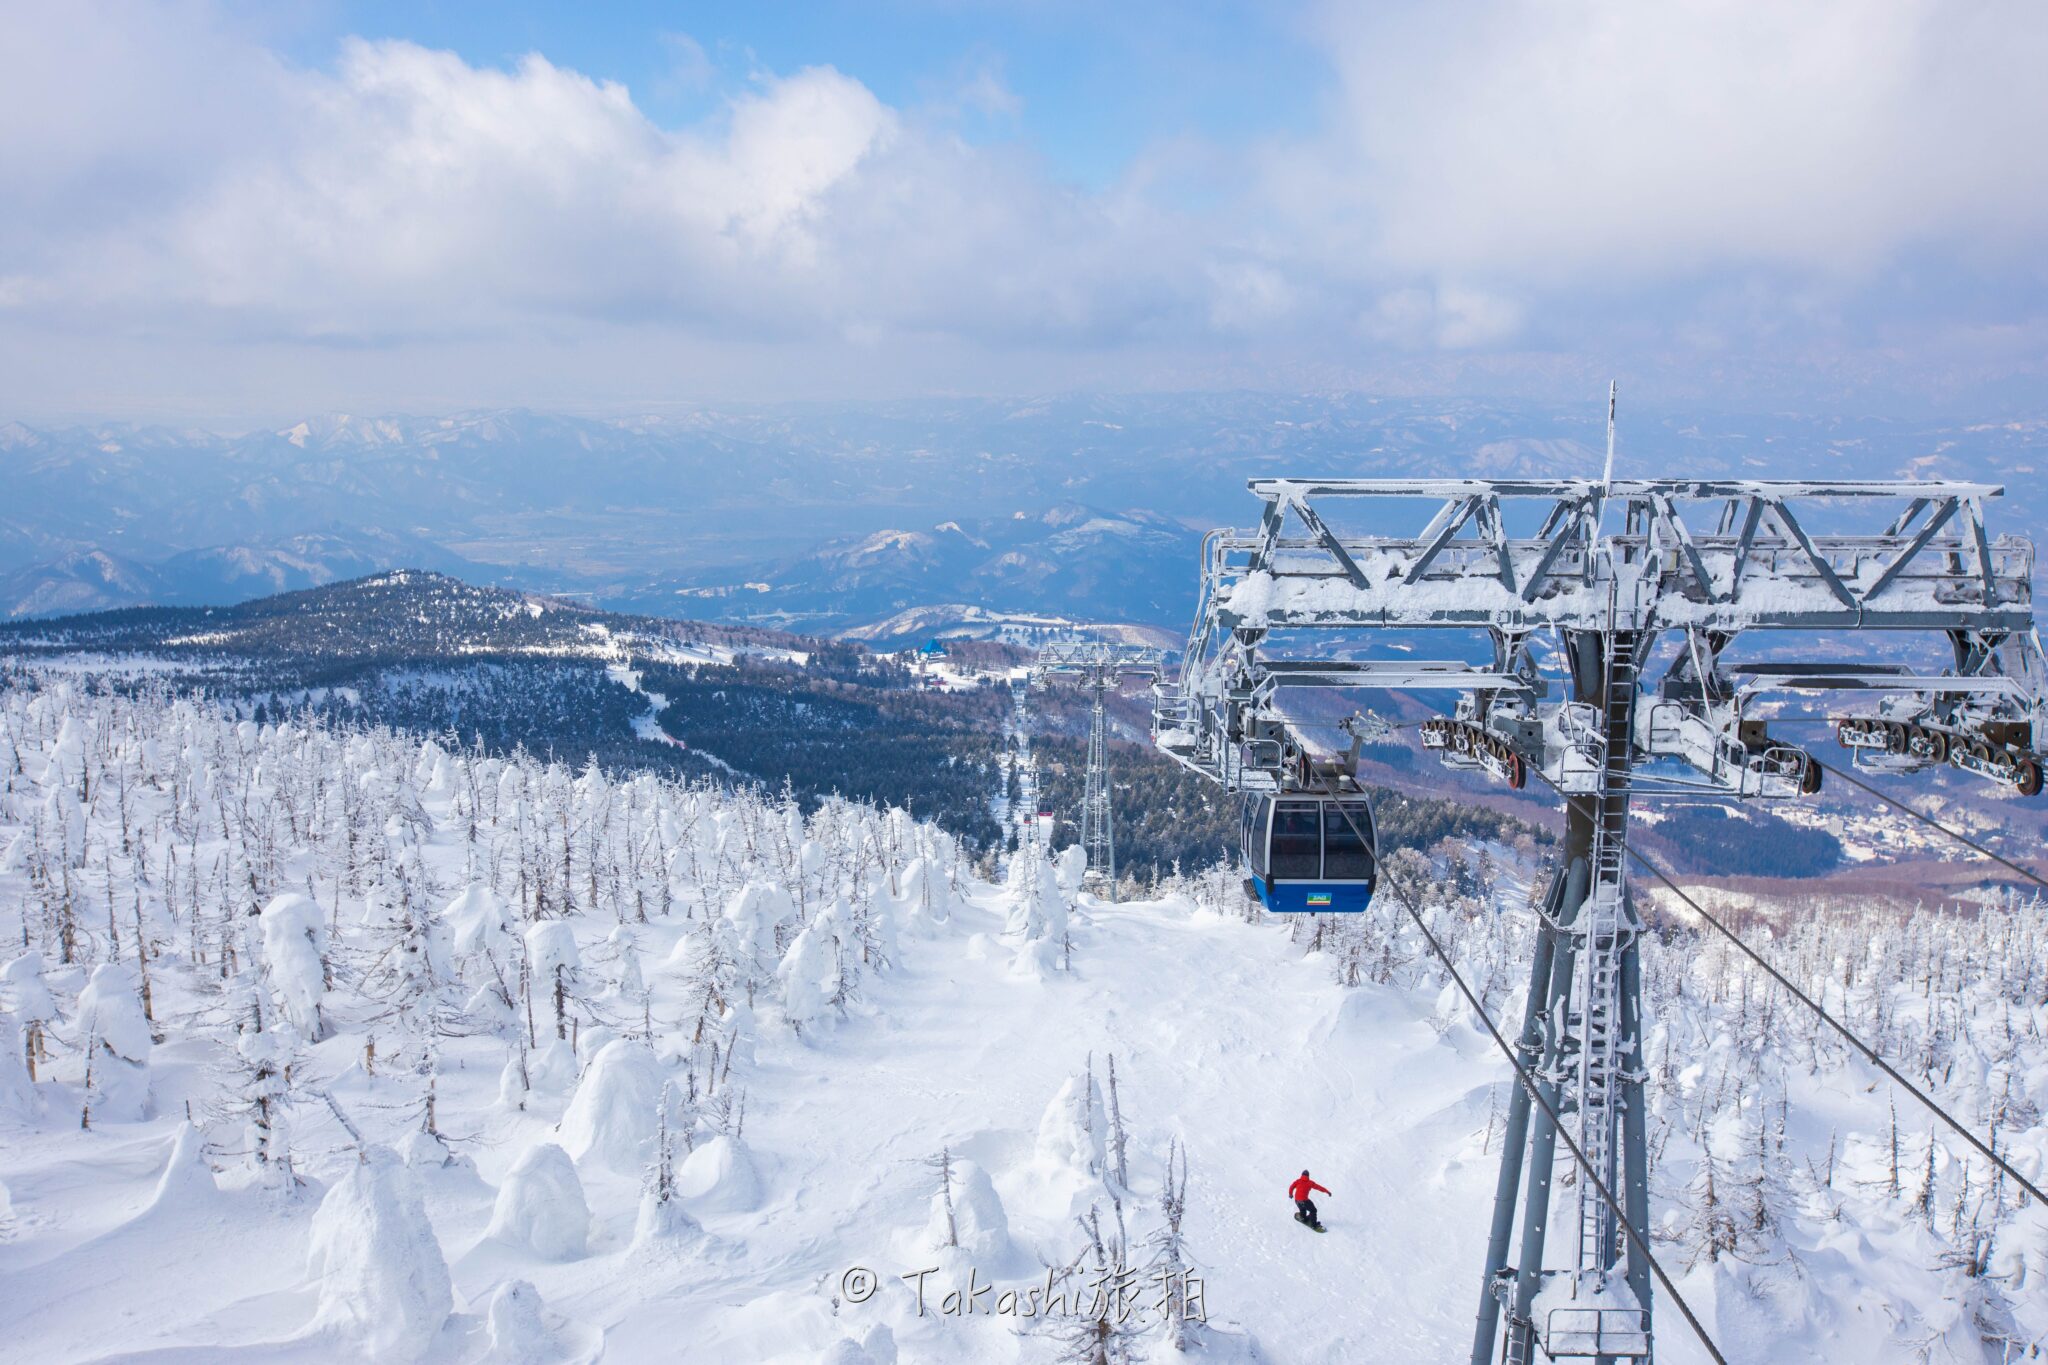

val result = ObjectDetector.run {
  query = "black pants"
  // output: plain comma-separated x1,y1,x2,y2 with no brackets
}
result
1296,1198,1318,1223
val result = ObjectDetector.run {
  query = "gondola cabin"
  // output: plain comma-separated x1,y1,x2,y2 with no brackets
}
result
1241,792,1378,912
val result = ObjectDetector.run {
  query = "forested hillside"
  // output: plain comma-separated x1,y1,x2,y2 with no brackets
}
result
0,573,1020,855
0,679,2042,1362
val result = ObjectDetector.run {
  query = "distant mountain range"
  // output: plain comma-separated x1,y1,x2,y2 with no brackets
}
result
0,530,485,621
4,398,2041,633
670,502,1202,639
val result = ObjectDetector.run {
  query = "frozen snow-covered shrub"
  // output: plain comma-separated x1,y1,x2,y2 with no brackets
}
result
484,1280,552,1365
38,780,86,864
634,1185,703,1245
397,1128,460,1171
819,1325,898,1365
0,1014,32,1117
259,893,328,1041
575,1025,619,1067
147,1122,218,1212
899,857,951,935
602,925,644,998
923,1157,1014,1264
777,921,839,1033
1010,935,1061,981
557,1039,665,1174
447,882,514,964
526,921,581,1040
498,1051,530,1109
722,880,793,974
1007,856,1068,978
232,999,300,1181
0,952,57,1030
1055,844,1088,894
530,1038,579,1096
463,982,516,1028
1005,854,1067,942
43,713,85,794
305,1147,452,1360
636,1080,699,1246
76,963,153,1122
486,1142,590,1260
675,1134,762,1215
0,953,55,1085
1036,1069,1107,1175
1992,1203,2048,1291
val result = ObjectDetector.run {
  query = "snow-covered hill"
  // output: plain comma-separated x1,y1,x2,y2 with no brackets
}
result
0,683,2044,1362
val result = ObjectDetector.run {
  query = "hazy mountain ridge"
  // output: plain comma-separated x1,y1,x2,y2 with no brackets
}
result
674,501,1204,638
4,397,2042,629
0,569,814,665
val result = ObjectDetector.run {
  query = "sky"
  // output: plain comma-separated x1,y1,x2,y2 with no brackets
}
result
4,0,2048,424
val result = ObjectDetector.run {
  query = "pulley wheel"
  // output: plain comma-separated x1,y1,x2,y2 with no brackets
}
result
2018,758,2043,798
1800,758,1823,795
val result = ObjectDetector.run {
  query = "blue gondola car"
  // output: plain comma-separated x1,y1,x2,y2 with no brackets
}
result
1241,792,1378,912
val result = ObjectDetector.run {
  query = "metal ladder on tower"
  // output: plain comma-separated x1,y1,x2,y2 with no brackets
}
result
1083,679,1117,898
1570,630,1640,1291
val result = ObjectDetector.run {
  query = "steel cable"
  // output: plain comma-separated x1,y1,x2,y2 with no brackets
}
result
1318,788,1729,1364
1517,762,2048,1211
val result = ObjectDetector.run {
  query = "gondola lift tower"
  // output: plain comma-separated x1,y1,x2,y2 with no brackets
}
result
1029,639,1165,901
1151,397,2047,1362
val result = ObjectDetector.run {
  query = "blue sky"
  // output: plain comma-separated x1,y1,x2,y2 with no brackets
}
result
262,1,1330,189
3,1,2047,423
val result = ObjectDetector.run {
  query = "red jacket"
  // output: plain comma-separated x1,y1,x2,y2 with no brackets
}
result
1289,1176,1329,1201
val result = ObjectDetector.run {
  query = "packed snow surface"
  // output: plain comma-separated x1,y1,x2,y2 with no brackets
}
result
0,682,2043,1362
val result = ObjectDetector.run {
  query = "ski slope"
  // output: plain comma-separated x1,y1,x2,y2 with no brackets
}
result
625,886,1510,1364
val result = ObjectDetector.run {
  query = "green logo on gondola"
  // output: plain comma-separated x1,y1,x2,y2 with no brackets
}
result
1306,892,1332,906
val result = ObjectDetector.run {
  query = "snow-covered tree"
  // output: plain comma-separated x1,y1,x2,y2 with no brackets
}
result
75,962,153,1123
258,892,328,1041
558,1038,665,1174
306,1146,452,1358
486,1142,590,1260
0,951,57,1082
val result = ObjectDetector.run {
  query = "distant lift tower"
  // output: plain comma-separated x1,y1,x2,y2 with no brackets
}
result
1153,475,2044,1362
1030,640,1166,900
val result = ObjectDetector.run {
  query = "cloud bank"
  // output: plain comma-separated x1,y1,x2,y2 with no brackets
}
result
3,0,2046,417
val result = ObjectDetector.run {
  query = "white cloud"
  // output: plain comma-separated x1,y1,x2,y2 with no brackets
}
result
0,9,1200,349
1307,0,2048,281
2,0,2046,415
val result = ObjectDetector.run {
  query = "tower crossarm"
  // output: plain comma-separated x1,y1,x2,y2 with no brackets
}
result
1212,478,2030,635
1028,640,1165,690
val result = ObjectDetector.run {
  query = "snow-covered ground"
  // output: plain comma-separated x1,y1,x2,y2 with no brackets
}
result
0,682,2044,1363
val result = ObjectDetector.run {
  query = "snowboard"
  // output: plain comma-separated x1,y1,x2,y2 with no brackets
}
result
1293,1212,1326,1233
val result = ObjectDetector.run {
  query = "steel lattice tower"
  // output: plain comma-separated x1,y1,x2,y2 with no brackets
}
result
1081,681,1115,885
1152,474,2044,1361
1030,641,1165,902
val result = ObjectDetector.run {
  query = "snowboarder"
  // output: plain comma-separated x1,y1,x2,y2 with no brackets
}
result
1289,1170,1329,1230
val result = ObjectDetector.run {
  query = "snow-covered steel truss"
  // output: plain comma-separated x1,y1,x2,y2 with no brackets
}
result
1030,641,1165,901
1152,476,2044,1364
